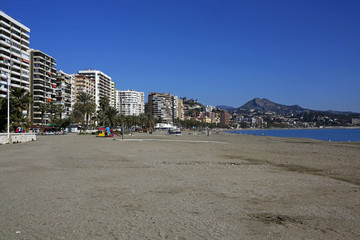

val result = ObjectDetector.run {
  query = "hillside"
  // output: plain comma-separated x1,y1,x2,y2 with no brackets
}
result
234,98,305,114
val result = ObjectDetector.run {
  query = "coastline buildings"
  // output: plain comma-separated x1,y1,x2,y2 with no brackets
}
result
55,70,72,118
0,10,31,99
77,69,111,110
148,92,181,124
115,89,144,116
178,99,184,121
72,74,96,103
110,81,115,108
204,105,215,112
220,111,230,126
29,49,57,125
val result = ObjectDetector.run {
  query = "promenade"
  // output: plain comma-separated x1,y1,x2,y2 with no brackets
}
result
1,133,359,239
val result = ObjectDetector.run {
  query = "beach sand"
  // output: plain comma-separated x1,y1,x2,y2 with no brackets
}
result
0,131,359,239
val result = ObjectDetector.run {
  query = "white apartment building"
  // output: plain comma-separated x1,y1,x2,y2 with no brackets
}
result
55,70,72,118
78,69,111,110
0,11,30,98
115,89,145,116
72,74,96,104
110,81,115,108
148,92,179,124
204,105,215,112
30,49,57,125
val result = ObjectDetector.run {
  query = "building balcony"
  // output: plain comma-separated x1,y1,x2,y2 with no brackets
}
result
0,20,11,29
21,86,29,91
11,74,21,81
21,37,29,45
33,83,45,87
21,31,29,38
10,57,20,64
11,64,21,71
20,60,29,67
0,26,11,35
0,39,11,48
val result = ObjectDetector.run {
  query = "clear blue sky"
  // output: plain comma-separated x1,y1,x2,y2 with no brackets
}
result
3,0,360,112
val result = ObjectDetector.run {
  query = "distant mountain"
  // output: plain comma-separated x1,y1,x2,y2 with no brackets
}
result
234,98,305,115
228,98,358,115
216,105,234,111
318,110,356,115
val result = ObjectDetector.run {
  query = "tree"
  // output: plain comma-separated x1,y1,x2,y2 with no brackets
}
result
71,108,83,126
115,114,125,128
74,92,96,131
145,113,155,131
10,88,32,117
38,103,49,127
56,117,72,130
55,104,66,120
99,96,110,126
47,102,57,123
105,106,118,128
0,97,7,131
9,88,32,131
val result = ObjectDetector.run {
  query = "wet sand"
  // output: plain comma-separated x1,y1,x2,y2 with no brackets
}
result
0,132,359,239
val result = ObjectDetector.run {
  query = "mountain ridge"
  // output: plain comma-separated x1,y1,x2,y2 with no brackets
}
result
217,98,358,115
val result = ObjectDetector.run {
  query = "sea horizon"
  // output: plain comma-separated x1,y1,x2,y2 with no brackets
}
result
226,128,360,142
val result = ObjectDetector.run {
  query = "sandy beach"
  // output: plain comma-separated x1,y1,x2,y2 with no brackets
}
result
1,131,359,239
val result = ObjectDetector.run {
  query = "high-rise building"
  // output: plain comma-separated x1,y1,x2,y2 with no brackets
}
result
115,89,145,116
204,111,216,123
0,11,30,98
110,81,115,108
220,111,230,126
29,49,57,125
148,92,179,124
77,69,111,110
72,74,96,103
55,70,72,118
178,99,184,121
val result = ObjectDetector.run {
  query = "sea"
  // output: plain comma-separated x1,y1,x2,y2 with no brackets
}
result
226,128,360,142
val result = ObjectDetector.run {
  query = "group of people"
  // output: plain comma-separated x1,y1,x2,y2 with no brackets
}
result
15,127,25,133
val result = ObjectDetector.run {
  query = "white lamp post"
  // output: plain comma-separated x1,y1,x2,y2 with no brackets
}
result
0,72,10,140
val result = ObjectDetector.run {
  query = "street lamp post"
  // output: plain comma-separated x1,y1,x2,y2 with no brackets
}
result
0,72,10,140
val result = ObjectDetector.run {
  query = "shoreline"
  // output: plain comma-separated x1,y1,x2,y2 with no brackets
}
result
225,126,360,131
1,133,359,239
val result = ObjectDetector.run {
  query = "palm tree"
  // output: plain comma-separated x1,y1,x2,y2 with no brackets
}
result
47,102,57,123
38,103,49,127
99,96,109,126
84,101,96,129
105,106,118,128
145,113,155,132
71,108,83,126
10,88,32,117
74,92,95,131
115,114,125,127
0,97,6,131
10,88,32,130
56,104,66,120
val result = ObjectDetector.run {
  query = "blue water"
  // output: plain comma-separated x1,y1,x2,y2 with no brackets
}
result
226,128,360,142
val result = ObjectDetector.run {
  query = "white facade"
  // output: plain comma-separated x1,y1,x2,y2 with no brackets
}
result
55,70,72,118
115,89,144,116
0,11,30,98
205,105,215,112
148,92,179,124
30,49,57,125
110,81,115,108
78,69,111,110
